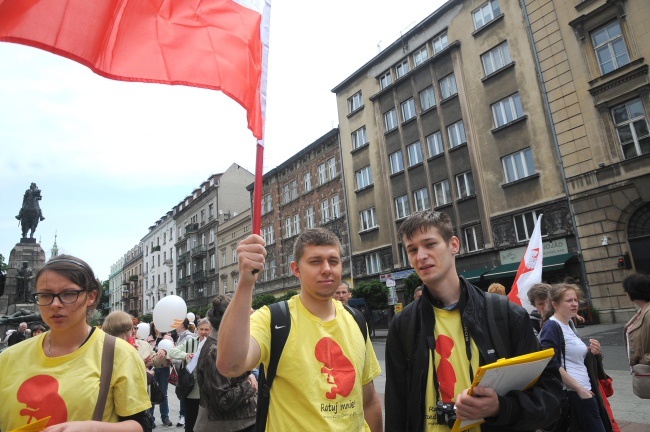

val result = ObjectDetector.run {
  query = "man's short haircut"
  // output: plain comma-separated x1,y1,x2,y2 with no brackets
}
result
414,286,423,295
397,210,454,243
487,283,506,295
527,283,552,305
292,227,342,263
339,281,350,292
623,273,650,302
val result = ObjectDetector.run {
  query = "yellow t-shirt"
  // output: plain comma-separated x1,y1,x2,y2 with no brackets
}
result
0,328,152,431
424,307,481,432
251,295,381,431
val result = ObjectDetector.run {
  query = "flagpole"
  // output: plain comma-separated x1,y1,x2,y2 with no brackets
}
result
252,142,264,235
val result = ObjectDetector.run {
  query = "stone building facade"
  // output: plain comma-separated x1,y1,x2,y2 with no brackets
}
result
218,208,251,295
122,244,143,317
141,211,177,315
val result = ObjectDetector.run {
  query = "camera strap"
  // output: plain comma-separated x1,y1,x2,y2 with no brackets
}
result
429,319,474,404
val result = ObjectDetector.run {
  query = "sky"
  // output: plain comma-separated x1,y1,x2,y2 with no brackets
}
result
0,0,446,280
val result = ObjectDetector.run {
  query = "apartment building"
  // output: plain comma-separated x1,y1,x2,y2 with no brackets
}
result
522,0,650,322
333,0,582,297
108,256,125,312
141,211,177,315
173,163,254,309
218,208,252,295
251,128,352,295
122,243,143,317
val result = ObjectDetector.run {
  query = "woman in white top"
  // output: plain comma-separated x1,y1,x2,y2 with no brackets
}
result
540,283,610,432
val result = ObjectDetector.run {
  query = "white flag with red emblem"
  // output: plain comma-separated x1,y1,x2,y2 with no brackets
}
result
508,214,543,314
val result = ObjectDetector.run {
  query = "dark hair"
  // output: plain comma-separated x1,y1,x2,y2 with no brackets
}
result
182,318,191,330
527,283,552,305
35,254,101,318
207,294,231,331
292,228,342,263
397,210,454,243
30,324,46,334
549,283,583,305
623,273,650,302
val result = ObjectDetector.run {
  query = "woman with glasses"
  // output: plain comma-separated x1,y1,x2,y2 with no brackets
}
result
0,255,152,431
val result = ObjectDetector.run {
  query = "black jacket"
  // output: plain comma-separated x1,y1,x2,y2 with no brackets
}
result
385,277,563,431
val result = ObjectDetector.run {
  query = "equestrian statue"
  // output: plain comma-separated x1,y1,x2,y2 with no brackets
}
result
16,182,45,239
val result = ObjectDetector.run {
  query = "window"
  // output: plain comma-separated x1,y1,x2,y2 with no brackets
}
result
221,251,226,266
233,277,239,288
232,247,238,263
385,109,398,131
434,179,452,207
265,259,276,280
395,195,410,220
327,157,337,179
456,171,475,199
448,120,467,148
365,253,382,274
612,98,650,158
317,163,327,185
352,126,368,150
492,93,524,128
320,199,330,222
355,166,373,190
482,41,512,75
413,188,431,211
502,147,535,182
420,86,436,111
303,172,312,193
348,91,363,113
331,195,341,219
440,74,457,99
262,193,273,215
284,217,293,238
396,60,410,78
413,46,429,67
283,183,290,204
292,214,300,236
592,20,630,75
407,141,424,166
210,228,215,243
473,0,501,29
210,254,216,269
514,210,547,242
360,208,378,231
389,150,404,174
433,32,448,54
379,71,392,89
463,225,482,252
262,225,275,245
426,131,444,157
306,207,315,229
401,98,417,121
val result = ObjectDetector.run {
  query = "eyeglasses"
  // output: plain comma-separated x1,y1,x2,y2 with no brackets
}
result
32,290,87,306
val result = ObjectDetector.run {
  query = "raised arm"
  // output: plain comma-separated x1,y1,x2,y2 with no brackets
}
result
216,234,266,377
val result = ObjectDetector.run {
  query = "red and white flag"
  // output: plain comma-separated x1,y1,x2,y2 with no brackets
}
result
508,214,543,314
0,0,270,140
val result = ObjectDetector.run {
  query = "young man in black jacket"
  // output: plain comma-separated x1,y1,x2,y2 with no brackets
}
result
385,210,563,431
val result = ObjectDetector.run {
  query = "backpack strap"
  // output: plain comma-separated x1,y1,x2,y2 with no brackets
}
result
404,299,420,364
255,301,291,432
485,293,511,359
93,334,116,421
343,304,368,342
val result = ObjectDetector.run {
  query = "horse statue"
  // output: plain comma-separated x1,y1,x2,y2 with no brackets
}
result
16,182,45,239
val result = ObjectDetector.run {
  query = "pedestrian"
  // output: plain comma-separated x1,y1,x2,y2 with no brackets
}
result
487,282,506,295
623,273,650,398
0,255,151,431
333,281,352,305
384,210,562,431
170,318,197,427
149,322,174,427
30,324,46,338
7,322,28,346
217,228,382,431
539,283,611,431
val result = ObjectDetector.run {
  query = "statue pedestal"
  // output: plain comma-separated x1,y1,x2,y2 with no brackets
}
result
0,242,46,315
19,238,37,244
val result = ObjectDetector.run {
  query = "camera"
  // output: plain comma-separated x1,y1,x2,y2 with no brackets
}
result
436,401,457,429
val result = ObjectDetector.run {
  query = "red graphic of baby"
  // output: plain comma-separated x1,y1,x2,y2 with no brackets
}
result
315,337,356,399
435,334,457,402
17,375,68,425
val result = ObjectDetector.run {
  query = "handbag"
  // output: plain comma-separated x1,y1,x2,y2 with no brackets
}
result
168,364,179,386
175,366,196,399
596,355,615,398
632,363,650,399
150,379,166,405
540,390,571,432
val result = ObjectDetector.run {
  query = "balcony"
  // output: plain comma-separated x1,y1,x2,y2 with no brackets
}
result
192,245,207,257
151,245,161,252
178,276,189,287
178,252,189,264
192,270,207,282
186,223,199,233
128,275,138,282
163,259,173,267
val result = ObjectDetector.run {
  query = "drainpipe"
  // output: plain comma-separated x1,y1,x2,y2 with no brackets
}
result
519,0,592,306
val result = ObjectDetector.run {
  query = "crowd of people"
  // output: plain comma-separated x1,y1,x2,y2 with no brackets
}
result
0,209,649,432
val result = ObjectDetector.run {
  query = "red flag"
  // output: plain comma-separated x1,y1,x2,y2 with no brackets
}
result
0,0,268,140
508,214,543,314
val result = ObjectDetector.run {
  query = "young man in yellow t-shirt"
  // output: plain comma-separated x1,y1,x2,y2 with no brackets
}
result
217,227,383,431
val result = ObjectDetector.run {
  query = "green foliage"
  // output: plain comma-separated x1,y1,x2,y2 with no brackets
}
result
97,280,110,318
139,313,153,323
352,280,389,310
0,253,7,272
403,272,422,304
252,293,277,310
277,290,298,302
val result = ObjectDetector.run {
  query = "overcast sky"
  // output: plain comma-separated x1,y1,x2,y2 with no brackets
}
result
0,0,446,280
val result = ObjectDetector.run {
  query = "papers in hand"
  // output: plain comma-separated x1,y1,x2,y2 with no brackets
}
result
452,348,555,432
9,416,51,432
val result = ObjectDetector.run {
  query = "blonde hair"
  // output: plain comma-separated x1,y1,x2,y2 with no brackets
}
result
102,311,134,339
487,283,506,296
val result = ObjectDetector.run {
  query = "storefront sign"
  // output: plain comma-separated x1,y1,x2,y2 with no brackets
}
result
499,238,568,265
380,269,415,282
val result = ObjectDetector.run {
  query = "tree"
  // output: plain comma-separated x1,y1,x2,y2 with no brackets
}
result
98,280,110,317
252,293,276,310
0,253,7,272
403,272,422,304
352,280,389,310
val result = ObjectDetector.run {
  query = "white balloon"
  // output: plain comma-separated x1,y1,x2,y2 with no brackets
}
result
153,295,187,332
136,323,150,340
158,339,174,353
186,312,195,322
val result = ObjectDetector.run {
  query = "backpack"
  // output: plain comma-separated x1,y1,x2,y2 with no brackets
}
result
254,300,368,432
